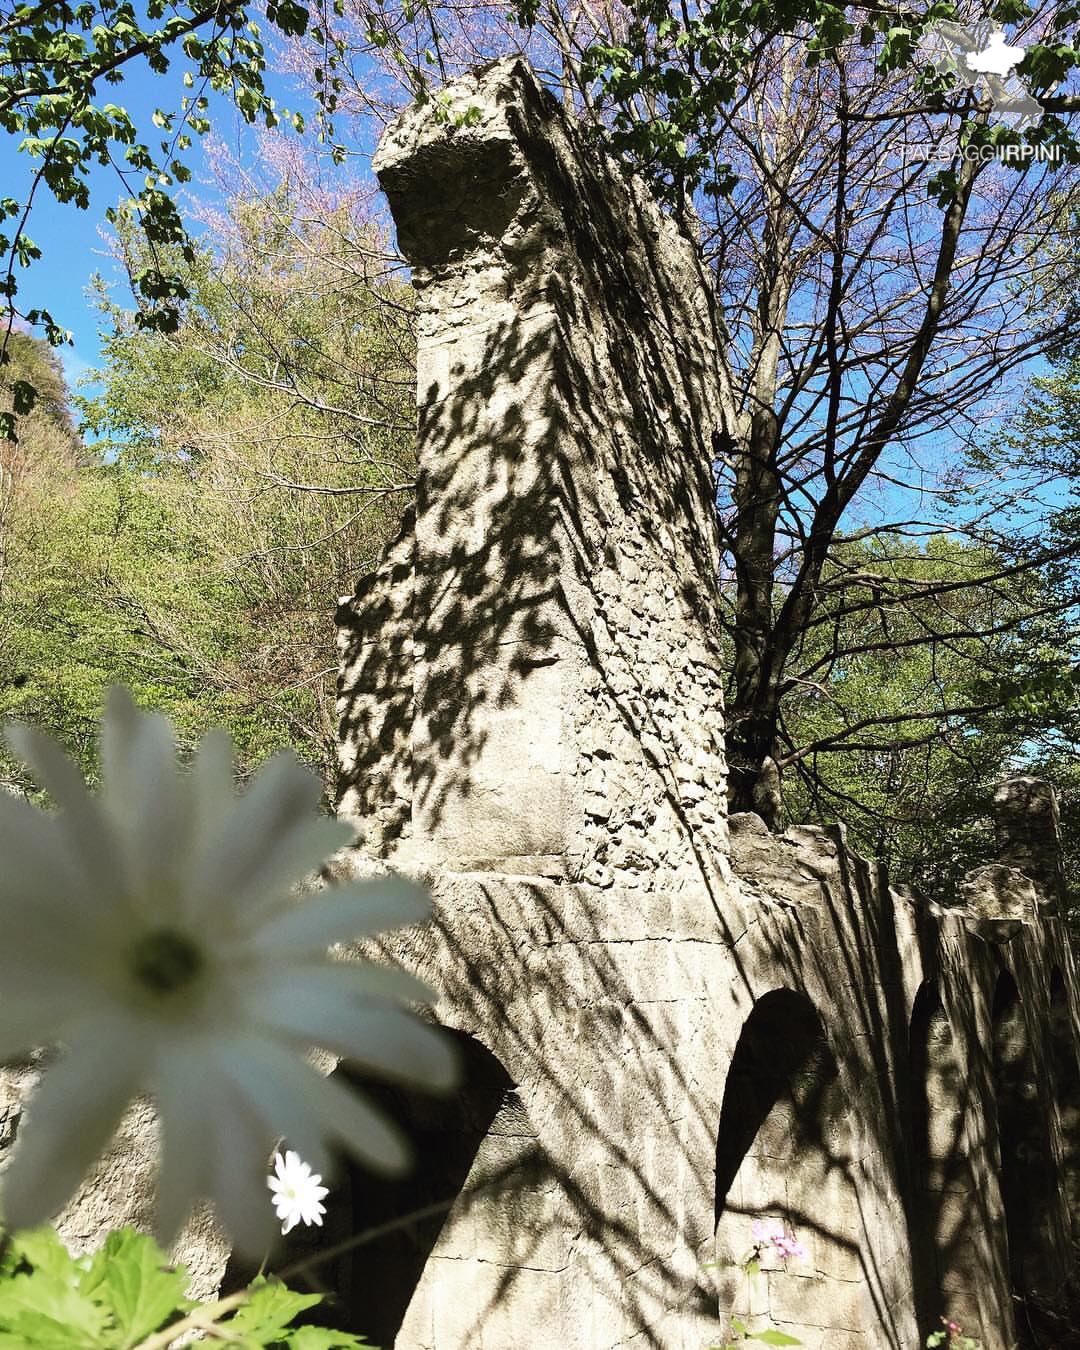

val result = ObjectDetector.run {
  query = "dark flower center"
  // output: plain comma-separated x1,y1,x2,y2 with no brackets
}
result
130,928,204,996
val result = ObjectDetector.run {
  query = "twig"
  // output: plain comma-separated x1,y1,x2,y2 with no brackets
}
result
131,1197,455,1348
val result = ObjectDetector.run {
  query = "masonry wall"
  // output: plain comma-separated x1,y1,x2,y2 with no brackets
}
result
336,58,1080,1350
339,55,730,889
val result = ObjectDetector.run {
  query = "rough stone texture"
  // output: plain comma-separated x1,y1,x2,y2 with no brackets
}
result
333,58,1080,1350
339,54,729,889
993,776,1067,914
0,1062,231,1299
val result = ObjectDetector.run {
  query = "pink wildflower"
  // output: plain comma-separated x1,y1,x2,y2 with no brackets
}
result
750,1219,808,1261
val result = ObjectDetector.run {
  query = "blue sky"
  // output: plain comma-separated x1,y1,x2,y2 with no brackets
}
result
0,57,312,393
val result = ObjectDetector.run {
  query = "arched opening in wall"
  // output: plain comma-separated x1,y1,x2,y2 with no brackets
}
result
1049,967,1080,1242
224,1031,539,1345
992,971,1060,1315
714,989,872,1345
909,983,977,1335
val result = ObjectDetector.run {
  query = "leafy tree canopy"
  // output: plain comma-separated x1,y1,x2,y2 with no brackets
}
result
0,0,337,436
1,181,415,796
560,0,1080,205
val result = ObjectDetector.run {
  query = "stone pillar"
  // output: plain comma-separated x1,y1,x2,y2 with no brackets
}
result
992,776,1066,915
336,510,415,855
340,58,731,887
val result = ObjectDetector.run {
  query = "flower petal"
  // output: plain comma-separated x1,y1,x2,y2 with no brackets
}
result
184,750,328,917
0,794,122,973
249,877,431,960
190,729,237,839
0,792,84,912
3,723,129,910
243,973,458,1091
238,955,437,1008
204,1069,279,1259
223,818,358,931
1,1020,147,1231
306,1066,411,1176
211,1036,334,1184
150,1041,215,1247
0,983,104,1059
100,688,188,901
219,1034,410,1177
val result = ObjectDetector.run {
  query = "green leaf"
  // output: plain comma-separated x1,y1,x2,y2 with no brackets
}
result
225,1276,323,1341
11,378,36,415
8,1227,73,1281
0,1271,109,1348
751,1331,802,1346
79,1227,192,1347
285,1328,373,1348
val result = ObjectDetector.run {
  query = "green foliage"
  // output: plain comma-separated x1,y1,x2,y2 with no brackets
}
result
0,188,414,796
0,0,349,368
227,1277,324,1343
0,1226,370,1348
0,329,79,459
546,0,1080,205
0,455,280,786
775,535,1078,901
79,1229,192,1345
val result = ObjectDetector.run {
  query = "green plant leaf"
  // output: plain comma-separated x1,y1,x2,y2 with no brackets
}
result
0,1270,110,1348
0,1227,109,1346
9,1227,78,1282
751,1331,802,1346
284,1327,374,1347
79,1227,192,1346
225,1276,323,1341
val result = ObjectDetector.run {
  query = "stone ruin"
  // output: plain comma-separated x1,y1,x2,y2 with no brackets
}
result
2,53,1078,1350
332,57,1080,1350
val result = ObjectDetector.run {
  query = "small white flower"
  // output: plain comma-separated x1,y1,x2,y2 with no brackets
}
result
0,689,456,1257
268,1150,329,1235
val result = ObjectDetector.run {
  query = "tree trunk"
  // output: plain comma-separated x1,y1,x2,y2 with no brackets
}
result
727,702,783,828
726,404,784,827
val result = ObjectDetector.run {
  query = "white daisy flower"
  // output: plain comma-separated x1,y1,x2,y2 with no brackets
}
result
0,688,456,1257
268,1149,329,1235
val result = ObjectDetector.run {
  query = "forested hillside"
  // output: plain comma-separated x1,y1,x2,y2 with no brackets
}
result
0,182,416,798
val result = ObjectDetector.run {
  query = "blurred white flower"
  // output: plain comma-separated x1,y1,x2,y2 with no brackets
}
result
0,688,455,1257
268,1150,328,1235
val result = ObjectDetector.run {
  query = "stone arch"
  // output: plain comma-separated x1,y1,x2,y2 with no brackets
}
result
1048,966,1080,1240
908,982,978,1332
991,970,1058,1306
251,1030,540,1345
714,988,872,1345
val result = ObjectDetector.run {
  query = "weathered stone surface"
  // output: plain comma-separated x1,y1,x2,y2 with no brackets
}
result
340,56,730,887
329,57,1080,1350
993,775,1067,913
0,1065,231,1299
959,864,1039,924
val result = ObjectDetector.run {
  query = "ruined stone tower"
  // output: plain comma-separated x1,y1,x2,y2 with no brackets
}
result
336,58,1080,1350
